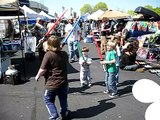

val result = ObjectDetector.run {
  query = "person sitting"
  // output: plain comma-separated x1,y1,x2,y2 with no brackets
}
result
120,44,140,71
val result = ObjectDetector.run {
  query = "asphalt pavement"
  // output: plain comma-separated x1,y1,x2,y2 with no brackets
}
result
0,41,159,120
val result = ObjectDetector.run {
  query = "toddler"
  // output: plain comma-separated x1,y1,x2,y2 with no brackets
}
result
79,47,92,87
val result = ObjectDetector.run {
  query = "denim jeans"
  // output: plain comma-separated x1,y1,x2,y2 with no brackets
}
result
67,40,79,60
44,85,68,120
115,66,119,84
124,64,139,71
105,72,117,94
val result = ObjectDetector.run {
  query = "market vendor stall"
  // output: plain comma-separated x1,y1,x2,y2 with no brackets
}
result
0,0,25,82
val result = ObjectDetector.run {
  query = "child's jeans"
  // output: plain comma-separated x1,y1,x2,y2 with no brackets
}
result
115,66,119,84
105,72,117,94
80,69,91,86
44,85,68,120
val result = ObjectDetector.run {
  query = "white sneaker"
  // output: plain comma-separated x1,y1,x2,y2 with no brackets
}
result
88,83,92,87
109,93,119,98
103,90,109,94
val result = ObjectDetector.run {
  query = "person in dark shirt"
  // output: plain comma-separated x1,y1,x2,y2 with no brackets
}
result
120,44,140,71
35,35,69,120
100,17,110,53
6,20,15,41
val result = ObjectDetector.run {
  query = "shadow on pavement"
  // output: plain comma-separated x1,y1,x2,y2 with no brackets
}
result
68,78,80,83
68,79,105,94
118,79,137,96
11,56,41,84
91,57,101,61
69,86,91,94
68,99,115,119
11,56,79,84
92,81,105,86
67,63,79,74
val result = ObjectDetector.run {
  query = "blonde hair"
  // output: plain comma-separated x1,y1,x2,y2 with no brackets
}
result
107,41,116,49
47,35,61,52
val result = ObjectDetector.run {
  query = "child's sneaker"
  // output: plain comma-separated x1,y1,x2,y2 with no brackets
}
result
109,93,119,98
88,83,92,87
116,82,119,86
103,90,109,94
81,83,86,87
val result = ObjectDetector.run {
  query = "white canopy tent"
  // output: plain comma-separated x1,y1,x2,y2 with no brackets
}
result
81,13,90,21
38,11,56,20
87,9,104,20
20,5,41,19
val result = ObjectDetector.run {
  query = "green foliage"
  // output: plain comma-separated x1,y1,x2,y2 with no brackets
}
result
127,5,160,16
144,5,154,10
154,7,160,15
127,10,137,15
93,2,108,12
144,5,160,15
80,3,160,17
80,4,92,15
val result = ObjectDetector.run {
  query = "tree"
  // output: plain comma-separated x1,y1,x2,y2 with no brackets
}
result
144,5,160,15
127,5,160,16
154,7,160,15
80,4,92,15
144,5,154,10
127,10,137,15
93,2,108,12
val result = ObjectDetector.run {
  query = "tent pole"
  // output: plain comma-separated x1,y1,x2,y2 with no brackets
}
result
17,1,26,82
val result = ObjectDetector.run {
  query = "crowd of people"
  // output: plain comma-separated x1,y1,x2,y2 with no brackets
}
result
28,16,146,120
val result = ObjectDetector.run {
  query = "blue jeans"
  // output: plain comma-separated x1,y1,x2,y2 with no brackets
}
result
124,64,139,71
115,66,119,84
105,72,117,94
44,85,68,120
67,40,79,60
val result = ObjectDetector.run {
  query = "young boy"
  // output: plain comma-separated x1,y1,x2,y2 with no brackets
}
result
79,47,92,87
100,41,118,98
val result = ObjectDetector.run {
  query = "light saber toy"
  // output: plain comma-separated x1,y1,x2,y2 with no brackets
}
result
36,9,68,48
93,36,106,71
62,16,82,44
77,41,85,61
61,16,85,61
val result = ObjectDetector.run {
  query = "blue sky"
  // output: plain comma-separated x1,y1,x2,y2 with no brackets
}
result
34,0,160,16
